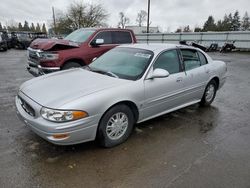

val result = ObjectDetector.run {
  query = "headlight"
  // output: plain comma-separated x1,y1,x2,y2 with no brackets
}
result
37,52,59,61
41,107,88,122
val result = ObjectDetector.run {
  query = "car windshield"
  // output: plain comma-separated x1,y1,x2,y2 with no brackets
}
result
64,29,96,43
89,47,154,80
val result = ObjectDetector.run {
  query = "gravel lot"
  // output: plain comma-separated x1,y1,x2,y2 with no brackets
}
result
0,50,250,188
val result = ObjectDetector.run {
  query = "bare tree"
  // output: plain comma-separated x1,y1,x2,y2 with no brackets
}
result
136,10,147,27
118,12,130,29
54,2,108,34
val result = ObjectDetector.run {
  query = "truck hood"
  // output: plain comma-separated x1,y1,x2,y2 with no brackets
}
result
20,69,130,108
29,38,80,51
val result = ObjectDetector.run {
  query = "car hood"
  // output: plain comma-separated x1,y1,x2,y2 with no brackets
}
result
20,69,130,108
29,38,79,51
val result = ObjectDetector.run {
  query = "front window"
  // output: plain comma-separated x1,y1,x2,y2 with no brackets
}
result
153,50,180,74
65,29,96,43
92,31,112,44
89,47,153,80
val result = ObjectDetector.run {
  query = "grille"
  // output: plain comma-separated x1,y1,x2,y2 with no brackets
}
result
28,48,41,60
19,97,36,117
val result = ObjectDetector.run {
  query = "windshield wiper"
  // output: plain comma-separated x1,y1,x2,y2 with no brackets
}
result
106,71,119,78
90,68,119,78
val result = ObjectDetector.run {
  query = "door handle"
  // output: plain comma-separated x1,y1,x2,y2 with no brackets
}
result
206,69,210,74
176,77,183,82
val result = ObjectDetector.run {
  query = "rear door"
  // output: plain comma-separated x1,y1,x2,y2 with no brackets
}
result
112,31,133,44
143,49,186,119
180,49,210,101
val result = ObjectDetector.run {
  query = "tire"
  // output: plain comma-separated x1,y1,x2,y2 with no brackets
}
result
200,80,217,106
62,62,82,70
97,104,135,148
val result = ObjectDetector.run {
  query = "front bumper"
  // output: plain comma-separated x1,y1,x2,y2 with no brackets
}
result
27,62,60,77
0,41,7,50
15,92,101,145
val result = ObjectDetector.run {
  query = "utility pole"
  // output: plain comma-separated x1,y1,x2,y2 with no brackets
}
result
147,0,150,33
52,6,57,35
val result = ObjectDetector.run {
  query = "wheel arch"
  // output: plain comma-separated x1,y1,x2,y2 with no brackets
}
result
210,76,220,89
62,58,86,69
99,100,139,125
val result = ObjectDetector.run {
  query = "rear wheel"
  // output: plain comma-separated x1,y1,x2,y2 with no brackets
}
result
200,80,217,106
62,62,82,70
97,104,135,148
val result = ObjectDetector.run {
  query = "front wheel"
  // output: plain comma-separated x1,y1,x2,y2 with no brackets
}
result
62,62,82,70
200,80,217,106
97,104,135,148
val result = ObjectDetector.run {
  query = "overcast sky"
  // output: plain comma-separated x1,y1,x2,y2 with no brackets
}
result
0,0,249,32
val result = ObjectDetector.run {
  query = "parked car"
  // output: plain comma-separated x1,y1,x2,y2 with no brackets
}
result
16,43,227,147
0,31,8,51
11,31,32,49
26,28,136,76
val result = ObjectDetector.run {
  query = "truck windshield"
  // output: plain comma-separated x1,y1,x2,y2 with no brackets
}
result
89,47,154,81
64,29,96,43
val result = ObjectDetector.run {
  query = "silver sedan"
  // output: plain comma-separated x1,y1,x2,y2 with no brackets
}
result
16,43,227,147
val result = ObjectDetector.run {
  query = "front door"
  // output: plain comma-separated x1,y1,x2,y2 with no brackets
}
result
143,49,186,119
87,31,116,64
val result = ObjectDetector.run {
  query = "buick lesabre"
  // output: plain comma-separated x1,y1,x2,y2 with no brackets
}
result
16,44,227,147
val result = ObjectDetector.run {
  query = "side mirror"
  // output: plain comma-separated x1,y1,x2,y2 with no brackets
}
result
91,38,104,46
148,68,170,79
92,57,97,62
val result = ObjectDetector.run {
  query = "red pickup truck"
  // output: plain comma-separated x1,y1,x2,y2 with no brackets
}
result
27,28,137,76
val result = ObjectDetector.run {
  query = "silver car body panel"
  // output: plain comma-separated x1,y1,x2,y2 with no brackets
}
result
16,43,227,145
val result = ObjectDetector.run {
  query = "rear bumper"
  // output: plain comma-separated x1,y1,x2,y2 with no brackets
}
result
15,93,101,145
219,76,226,89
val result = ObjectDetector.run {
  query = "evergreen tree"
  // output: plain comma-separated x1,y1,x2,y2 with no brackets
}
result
194,27,202,32
18,22,23,31
228,13,234,31
23,21,30,31
30,23,35,32
0,22,2,30
242,12,250,31
221,14,231,31
203,16,217,31
232,10,241,31
175,27,182,33
35,23,41,32
216,20,223,31
42,23,47,33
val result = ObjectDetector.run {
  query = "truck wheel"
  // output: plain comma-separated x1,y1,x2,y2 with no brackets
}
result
97,104,135,148
200,80,217,106
62,62,82,70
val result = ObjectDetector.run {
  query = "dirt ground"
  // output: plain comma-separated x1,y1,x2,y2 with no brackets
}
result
0,50,249,188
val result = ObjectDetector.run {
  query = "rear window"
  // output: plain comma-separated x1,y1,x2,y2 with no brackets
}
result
181,49,200,71
198,51,208,65
112,31,132,44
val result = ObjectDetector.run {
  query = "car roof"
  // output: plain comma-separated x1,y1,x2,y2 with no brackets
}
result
118,43,197,52
78,27,133,32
